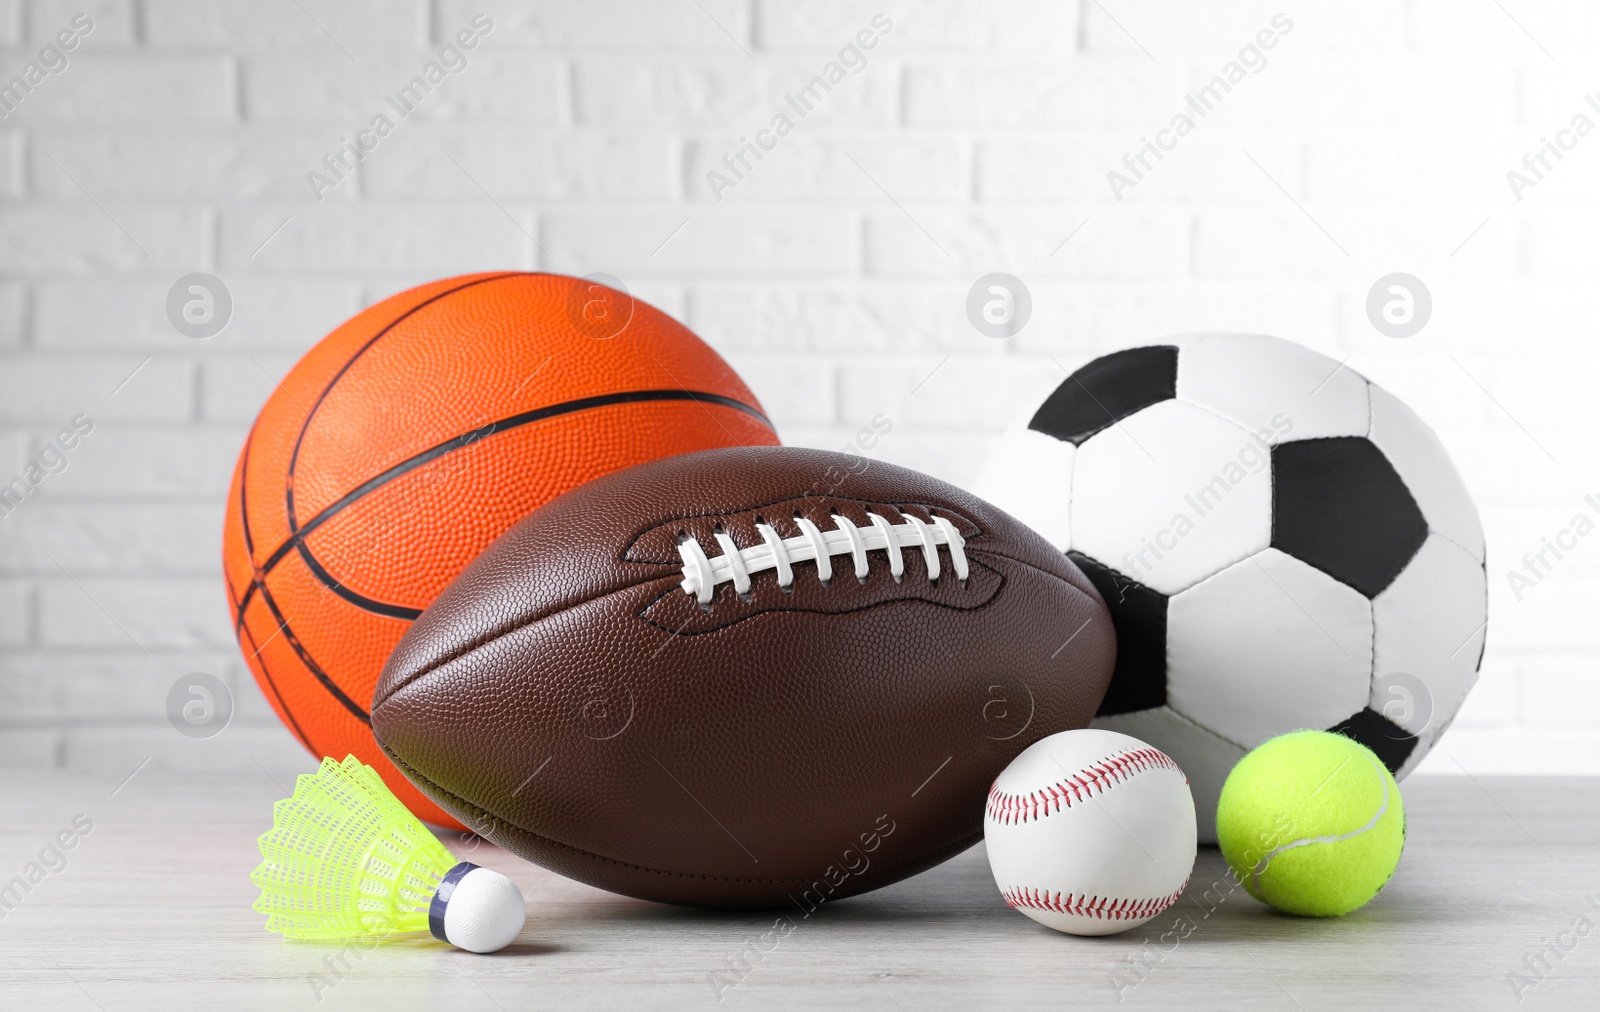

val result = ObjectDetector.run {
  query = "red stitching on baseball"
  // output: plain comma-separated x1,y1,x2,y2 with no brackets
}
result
984,748,1183,825
998,876,1190,921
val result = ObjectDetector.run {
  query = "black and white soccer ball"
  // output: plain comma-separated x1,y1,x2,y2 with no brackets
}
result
974,334,1486,841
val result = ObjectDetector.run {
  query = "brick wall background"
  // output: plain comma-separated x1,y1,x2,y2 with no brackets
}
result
1,0,1596,781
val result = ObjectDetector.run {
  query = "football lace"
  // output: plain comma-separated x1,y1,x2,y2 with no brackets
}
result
677,510,970,605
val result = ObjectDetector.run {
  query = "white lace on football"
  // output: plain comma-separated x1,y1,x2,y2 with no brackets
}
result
678,512,969,605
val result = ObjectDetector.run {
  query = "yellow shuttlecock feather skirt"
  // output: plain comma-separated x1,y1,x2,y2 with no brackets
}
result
252,755,457,940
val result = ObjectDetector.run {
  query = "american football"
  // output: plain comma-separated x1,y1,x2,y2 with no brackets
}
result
371,446,1116,907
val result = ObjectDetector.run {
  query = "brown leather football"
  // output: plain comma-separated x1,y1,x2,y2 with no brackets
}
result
372,446,1115,907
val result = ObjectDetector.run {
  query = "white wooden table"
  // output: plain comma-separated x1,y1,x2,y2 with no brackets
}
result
1,768,1594,1009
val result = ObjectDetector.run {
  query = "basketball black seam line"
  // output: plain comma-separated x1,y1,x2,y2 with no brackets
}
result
235,385,776,626
278,271,772,622
279,272,526,621
246,555,374,724
230,609,313,750
272,389,773,580
236,419,371,726
231,429,313,746
235,273,772,716
224,553,311,752
381,746,984,889
233,272,524,631
233,387,774,624
283,272,526,547
283,389,774,621
294,546,422,622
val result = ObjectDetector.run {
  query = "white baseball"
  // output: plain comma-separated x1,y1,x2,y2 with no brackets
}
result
985,728,1197,936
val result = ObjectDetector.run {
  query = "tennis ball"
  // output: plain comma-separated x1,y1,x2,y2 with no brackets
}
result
1216,730,1404,917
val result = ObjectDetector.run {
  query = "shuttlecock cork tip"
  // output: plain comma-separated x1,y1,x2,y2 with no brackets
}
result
429,862,526,954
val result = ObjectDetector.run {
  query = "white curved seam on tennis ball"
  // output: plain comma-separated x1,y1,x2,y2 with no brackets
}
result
1247,754,1390,899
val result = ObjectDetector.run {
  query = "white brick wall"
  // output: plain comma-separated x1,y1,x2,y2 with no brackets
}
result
1,0,1596,779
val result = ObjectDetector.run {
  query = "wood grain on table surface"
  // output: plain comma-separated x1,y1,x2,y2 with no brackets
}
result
0,769,1595,1010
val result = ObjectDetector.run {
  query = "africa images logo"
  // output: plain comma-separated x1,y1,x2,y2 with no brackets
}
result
0,13,94,120
1119,412,1293,581
0,414,96,521
1106,13,1294,200
0,814,94,919
306,14,495,201
705,13,894,201
1506,93,1600,201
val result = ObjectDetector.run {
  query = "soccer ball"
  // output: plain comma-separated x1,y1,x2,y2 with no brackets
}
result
974,334,1486,841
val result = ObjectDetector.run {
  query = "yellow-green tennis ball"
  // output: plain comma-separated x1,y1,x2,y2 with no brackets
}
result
1216,730,1404,917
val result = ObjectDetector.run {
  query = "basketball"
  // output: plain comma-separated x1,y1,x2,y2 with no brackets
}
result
222,272,779,829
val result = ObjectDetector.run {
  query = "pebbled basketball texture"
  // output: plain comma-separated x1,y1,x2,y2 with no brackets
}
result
372,446,1117,907
223,273,778,830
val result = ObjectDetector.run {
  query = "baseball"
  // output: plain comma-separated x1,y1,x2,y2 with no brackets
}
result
984,728,1198,936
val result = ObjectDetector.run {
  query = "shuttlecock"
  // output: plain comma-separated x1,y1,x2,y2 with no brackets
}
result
251,755,526,954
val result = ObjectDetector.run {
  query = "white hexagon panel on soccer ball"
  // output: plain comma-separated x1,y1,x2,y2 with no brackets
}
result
1071,398,1272,596
1167,547,1374,751
1371,532,1488,741
972,419,1075,552
1173,333,1372,443
1367,382,1485,563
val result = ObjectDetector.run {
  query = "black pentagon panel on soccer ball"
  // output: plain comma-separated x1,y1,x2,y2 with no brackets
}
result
1329,708,1417,775
1271,436,1428,598
1028,345,1179,446
1068,551,1168,715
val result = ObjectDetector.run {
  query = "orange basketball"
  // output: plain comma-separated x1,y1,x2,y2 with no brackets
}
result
223,273,779,829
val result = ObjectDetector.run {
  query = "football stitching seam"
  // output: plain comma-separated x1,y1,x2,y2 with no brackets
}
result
385,545,1093,689
382,515,1104,704
676,509,970,605
619,496,983,566
998,874,1190,921
631,545,1109,635
984,748,1183,825
383,749,984,887
634,556,1007,635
